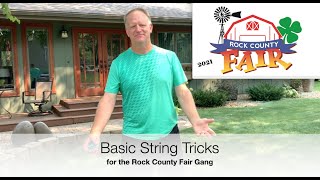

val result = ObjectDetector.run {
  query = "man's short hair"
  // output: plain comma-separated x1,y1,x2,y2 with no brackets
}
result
124,7,152,27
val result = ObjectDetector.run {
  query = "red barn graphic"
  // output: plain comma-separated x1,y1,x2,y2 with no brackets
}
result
224,15,282,42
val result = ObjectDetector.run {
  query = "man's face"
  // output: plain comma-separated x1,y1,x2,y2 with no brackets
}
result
125,11,153,44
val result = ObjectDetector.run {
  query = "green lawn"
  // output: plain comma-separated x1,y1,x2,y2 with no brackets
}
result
181,98,320,134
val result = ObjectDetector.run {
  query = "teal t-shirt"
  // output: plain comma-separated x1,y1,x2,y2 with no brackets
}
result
30,67,41,80
105,45,187,135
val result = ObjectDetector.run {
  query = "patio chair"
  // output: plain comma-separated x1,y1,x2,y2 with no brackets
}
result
22,78,53,116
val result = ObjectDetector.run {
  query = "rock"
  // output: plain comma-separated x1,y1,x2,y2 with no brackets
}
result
34,122,53,140
11,121,36,146
12,121,35,134
34,122,52,134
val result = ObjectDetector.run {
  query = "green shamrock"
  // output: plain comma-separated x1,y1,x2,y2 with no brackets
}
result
277,17,302,44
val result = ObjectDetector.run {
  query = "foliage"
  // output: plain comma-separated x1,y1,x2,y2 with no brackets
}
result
173,92,179,107
1,3,20,24
27,29,48,48
315,80,320,92
0,79,5,86
0,30,10,51
175,106,182,115
158,32,192,63
216,80,238,100
282,84,299,98
192,88,228,107
173,82,193,115
277,17,302,43
173,82,229,114
246,83,284,101
289,79,303,92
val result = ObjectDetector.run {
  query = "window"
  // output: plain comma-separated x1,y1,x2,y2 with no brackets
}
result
22,23,55,95
27,29,49,88
0,23,20,96
157,32,192,63
0,28,13,88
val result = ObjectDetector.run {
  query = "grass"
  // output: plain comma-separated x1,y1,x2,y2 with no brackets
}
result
181,98,320,134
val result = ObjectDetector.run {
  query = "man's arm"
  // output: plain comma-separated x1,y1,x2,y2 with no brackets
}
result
90,92,117,135
175,83,215,136
84,92,117,152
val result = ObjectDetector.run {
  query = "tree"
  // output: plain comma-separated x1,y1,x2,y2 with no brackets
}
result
1,3,20,24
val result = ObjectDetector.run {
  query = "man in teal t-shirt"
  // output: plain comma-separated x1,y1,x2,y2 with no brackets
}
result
85,7,215,144
105,45,186,135
30,64,41,89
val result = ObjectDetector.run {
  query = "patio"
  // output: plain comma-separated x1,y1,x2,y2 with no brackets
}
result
0,112,192,134
0,112,96,133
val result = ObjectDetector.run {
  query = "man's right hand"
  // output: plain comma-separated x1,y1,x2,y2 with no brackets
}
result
83,133,100,153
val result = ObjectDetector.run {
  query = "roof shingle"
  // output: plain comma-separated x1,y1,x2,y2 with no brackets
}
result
9,3,191,19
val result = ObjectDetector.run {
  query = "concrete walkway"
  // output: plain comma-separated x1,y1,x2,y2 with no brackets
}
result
49,116,192,134
0,116,192,149
0,116,192,134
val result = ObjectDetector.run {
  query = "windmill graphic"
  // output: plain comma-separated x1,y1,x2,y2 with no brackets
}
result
214,6,241,44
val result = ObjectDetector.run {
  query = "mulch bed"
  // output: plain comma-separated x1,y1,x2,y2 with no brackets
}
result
225,91,320,108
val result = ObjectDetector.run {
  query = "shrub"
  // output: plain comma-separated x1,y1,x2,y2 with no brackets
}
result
192,88,228,107
172,92,182,115
0,79,5,86
216,80,238,100
172,82,192,115
172,83,193,108
175,106,182,115
282,84,300,98
173,93,179,107
246,83,284,101
289,79,303,92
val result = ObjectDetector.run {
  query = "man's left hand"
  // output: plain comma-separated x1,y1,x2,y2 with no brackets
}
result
192,118,216,136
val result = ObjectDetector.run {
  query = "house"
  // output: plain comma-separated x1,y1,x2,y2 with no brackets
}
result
0,4,313,117
0,3,193,114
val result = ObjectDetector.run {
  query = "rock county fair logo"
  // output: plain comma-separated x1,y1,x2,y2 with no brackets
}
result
210,6,302,74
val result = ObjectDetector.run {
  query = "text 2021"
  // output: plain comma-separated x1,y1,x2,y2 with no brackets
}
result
198,59,213,67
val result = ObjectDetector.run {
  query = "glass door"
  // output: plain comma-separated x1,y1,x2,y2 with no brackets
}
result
73,28,127,97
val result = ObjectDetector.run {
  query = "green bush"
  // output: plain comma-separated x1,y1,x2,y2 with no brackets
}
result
216,80,238,100
282,84,300,98
246,83,284,101
173,93,179,107
192,89,228,107
172,82,193,108
289,79,303,92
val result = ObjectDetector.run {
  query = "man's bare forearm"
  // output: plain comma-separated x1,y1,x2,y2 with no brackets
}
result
90,93,117,134
175,84,200,126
